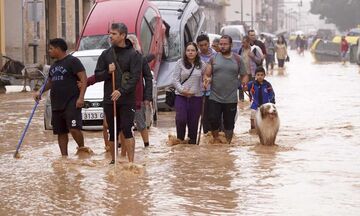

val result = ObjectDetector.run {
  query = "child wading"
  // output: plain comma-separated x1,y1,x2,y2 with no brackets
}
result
244,66,276,133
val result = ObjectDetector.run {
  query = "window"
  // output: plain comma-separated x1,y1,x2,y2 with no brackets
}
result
61,0,66,39
140,18,153,55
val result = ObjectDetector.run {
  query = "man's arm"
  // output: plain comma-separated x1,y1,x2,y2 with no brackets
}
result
34,79,52,102
142,60,153,102
76,71,87,108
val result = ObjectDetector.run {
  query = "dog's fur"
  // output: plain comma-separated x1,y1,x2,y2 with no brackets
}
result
256,103,280,145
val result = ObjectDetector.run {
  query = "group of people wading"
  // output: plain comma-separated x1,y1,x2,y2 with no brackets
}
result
34,23,276,164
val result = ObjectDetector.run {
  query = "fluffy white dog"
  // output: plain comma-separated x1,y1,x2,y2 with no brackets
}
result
256,103,280,145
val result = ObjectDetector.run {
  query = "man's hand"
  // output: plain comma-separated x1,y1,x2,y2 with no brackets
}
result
111,90,121,101
33,91,42,102
76,97,84,108
108,63,116,74
203,77,211,89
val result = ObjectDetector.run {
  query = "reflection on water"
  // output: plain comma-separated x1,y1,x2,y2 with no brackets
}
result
1,51,360,215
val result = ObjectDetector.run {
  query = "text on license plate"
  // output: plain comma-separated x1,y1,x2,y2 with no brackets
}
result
82,112,104,120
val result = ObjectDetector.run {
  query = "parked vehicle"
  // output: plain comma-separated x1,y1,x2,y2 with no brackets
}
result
44,49,158,130
150,0,205,107
77,0,164,82
220,25,246,53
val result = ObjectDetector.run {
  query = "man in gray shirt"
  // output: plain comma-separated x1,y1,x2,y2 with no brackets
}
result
204,35,247,143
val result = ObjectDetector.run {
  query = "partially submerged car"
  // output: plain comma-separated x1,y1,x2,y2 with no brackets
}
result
150,0,205,107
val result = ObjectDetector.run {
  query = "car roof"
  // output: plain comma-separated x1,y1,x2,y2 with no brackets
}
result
72,49,105,57
82,0,144,36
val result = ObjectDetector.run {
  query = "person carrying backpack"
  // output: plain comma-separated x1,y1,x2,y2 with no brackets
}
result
238,36,263,101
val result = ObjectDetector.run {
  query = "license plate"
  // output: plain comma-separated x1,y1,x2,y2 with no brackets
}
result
82,111,104,120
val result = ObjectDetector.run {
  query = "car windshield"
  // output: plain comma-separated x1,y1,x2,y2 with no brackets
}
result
78,35,110,51
160,12,181,60
76,56,99,77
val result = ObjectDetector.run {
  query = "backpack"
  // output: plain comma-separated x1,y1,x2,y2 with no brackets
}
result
238,46,263,66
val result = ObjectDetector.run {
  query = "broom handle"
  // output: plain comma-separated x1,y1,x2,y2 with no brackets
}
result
14,76,49,158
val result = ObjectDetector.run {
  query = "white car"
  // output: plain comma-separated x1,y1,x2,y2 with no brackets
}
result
44,49,157,130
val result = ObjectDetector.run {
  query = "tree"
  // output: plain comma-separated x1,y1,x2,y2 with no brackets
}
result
310,0,360,31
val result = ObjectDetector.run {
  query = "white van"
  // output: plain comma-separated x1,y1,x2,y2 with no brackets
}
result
220,25,246,53
220,25,246,41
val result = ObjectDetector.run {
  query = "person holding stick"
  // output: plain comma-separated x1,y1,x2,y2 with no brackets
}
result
34,38,90,156
94,23,141,164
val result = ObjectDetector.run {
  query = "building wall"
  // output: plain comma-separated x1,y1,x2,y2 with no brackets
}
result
0,0,5,59
4,0,23,61
1,0,94,65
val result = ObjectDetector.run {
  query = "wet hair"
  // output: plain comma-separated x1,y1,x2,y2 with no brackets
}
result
196,34,210,43
49,38,67,51
220,35,232,44
255,66,266,74
183,42,202,69
111,22,128,37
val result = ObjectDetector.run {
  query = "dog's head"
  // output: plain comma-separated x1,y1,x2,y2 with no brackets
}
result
259,103,278,120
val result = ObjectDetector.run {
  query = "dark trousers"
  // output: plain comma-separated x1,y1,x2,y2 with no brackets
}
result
208,99,237,131
202,96,211,133
175,95,202,143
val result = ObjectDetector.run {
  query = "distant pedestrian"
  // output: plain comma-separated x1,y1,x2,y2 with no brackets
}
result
173,42,206,144
238,36,263,101
248,29,266,65
264,36,275,72
275,35,288,73
340,36,349,65
203,35,247,144
34,38,90,156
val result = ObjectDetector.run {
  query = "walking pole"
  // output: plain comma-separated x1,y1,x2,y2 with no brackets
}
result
197,91,206,145
14,76,49,158
112,71,118,164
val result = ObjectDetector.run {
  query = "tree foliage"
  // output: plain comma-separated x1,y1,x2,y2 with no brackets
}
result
310,0,360,31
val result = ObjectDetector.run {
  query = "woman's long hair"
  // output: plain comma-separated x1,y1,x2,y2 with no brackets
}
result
183,42,202,69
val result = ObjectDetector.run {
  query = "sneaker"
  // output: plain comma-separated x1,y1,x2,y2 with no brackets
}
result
144,142,149,147
109,160,115,165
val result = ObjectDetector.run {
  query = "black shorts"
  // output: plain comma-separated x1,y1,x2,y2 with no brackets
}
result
104,103,135,140
51,98,82,134
208,99,237,131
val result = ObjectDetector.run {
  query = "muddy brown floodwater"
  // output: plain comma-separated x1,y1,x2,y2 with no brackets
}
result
1,51,360,215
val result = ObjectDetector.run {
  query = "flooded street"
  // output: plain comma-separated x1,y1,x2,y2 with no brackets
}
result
1,50,360,215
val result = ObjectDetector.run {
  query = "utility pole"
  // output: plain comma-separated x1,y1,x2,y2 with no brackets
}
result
251,0,253,29
241,0,243,23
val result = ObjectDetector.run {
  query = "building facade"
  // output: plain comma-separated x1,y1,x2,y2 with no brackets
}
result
0,0,94,67
198,0,229,34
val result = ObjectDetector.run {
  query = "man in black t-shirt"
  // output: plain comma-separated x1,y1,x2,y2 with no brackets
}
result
34,38,90,156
